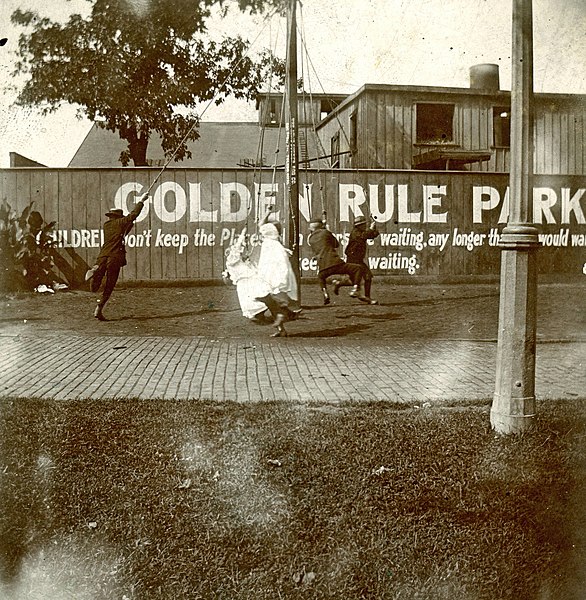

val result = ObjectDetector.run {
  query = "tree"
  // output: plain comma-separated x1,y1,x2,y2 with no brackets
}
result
11,0,285,166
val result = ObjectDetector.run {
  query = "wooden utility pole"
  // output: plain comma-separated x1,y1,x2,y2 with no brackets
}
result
285,0,301,295
491,0,540,434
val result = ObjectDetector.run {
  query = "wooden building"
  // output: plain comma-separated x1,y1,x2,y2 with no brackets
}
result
64,67,586,176
316,64,586,175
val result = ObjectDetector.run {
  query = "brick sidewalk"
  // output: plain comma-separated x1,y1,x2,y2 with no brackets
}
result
1,333,584,402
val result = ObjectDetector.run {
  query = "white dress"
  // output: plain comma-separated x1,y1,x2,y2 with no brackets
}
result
224,237,267,319
256,236,298,301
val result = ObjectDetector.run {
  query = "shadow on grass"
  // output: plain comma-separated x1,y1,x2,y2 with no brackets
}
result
1,399,585,599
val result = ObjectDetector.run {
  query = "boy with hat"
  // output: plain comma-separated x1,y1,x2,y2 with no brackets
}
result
86,194,148,320
307,218,363,305
334,214,379,304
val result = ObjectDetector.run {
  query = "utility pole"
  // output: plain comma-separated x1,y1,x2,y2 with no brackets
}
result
285,0,301,296
491,0,540,434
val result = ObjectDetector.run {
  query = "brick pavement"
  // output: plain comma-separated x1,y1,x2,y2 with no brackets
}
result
1,333,584,402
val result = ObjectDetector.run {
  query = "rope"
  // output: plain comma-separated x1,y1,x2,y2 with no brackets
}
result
251,13,283,235
298,4,327,223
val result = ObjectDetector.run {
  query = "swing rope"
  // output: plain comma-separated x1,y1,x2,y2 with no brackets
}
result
251,13,283,236
298,5,328,224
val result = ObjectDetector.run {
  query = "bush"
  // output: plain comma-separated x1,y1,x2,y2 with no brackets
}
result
0,201,58,292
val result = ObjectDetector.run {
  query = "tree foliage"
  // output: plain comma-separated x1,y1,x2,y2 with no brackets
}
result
11,0,285,166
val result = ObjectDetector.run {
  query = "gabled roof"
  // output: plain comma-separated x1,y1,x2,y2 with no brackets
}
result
68,122,288,168
68,120,331,169
9,152,48,168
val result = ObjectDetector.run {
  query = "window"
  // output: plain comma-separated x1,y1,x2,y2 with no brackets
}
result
320,98,341,120
330,132,340,168
266,98,278,125
493,106,511,147
350,111,358,154
415,103,454,144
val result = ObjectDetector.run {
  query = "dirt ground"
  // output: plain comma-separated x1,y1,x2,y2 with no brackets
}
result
1,280,584,342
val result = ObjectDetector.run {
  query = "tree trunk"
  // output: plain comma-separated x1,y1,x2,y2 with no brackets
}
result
129,134,149,167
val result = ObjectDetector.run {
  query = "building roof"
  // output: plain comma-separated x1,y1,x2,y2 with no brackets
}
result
9,152,48,168
68,119,331,169
317,83,586,129
68,122,288,168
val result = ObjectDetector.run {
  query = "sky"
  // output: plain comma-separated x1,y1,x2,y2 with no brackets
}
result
1,0,585,168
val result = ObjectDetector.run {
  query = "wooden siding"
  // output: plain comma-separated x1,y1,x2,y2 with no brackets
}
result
317,89,586,175
1,168,584,287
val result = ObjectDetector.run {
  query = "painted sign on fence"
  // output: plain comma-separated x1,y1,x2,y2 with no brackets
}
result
1,168,584,284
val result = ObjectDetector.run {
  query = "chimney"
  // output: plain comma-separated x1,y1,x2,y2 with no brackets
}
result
469,64,500,91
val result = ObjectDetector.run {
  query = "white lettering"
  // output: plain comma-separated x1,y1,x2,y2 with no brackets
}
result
397,184,420,223
153,181,187,223
116,181,150,223
423,185,448,223
339,183,367,222
188,182,217,222
472,186,500,224
220,182,250,222
561,188,586,224
533,187,557,224
369,184,394,223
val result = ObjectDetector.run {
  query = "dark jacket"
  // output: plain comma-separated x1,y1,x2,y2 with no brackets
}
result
96,202,144,265
345,226,380,264
308,228,344,271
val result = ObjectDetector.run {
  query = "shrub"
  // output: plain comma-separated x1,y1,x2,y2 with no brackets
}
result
0,201,58,292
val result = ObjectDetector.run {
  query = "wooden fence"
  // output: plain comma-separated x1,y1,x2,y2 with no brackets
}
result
2,167,585,286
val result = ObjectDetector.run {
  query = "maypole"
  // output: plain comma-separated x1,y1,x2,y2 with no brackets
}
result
285,0,301,297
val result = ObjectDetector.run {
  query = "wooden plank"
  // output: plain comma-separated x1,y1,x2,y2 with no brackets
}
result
68,170,89,284
55,170,75,282
570,110,581,175
30,170,46,217
185,168,200,280
84,170,102,274
195,170,215,281
1,171,18,212
365,94,376,166
478,105,488,172
44,171,60,234
16,170,31,215
461,105,472,150
534,112,545,174
559,112,573,173
402,101,413,169
376,91,386,168
538,111,549,174
125,169,150,282
156,170,178,281
552,111,562,174
172,168,188,280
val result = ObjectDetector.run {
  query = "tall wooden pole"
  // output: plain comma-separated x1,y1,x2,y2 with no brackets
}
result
285,0,301,296
491,0,540,434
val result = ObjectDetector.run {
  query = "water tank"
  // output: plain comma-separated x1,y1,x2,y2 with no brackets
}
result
469,64,500,91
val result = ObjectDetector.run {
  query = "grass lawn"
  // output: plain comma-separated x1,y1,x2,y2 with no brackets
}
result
1,398,585,600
